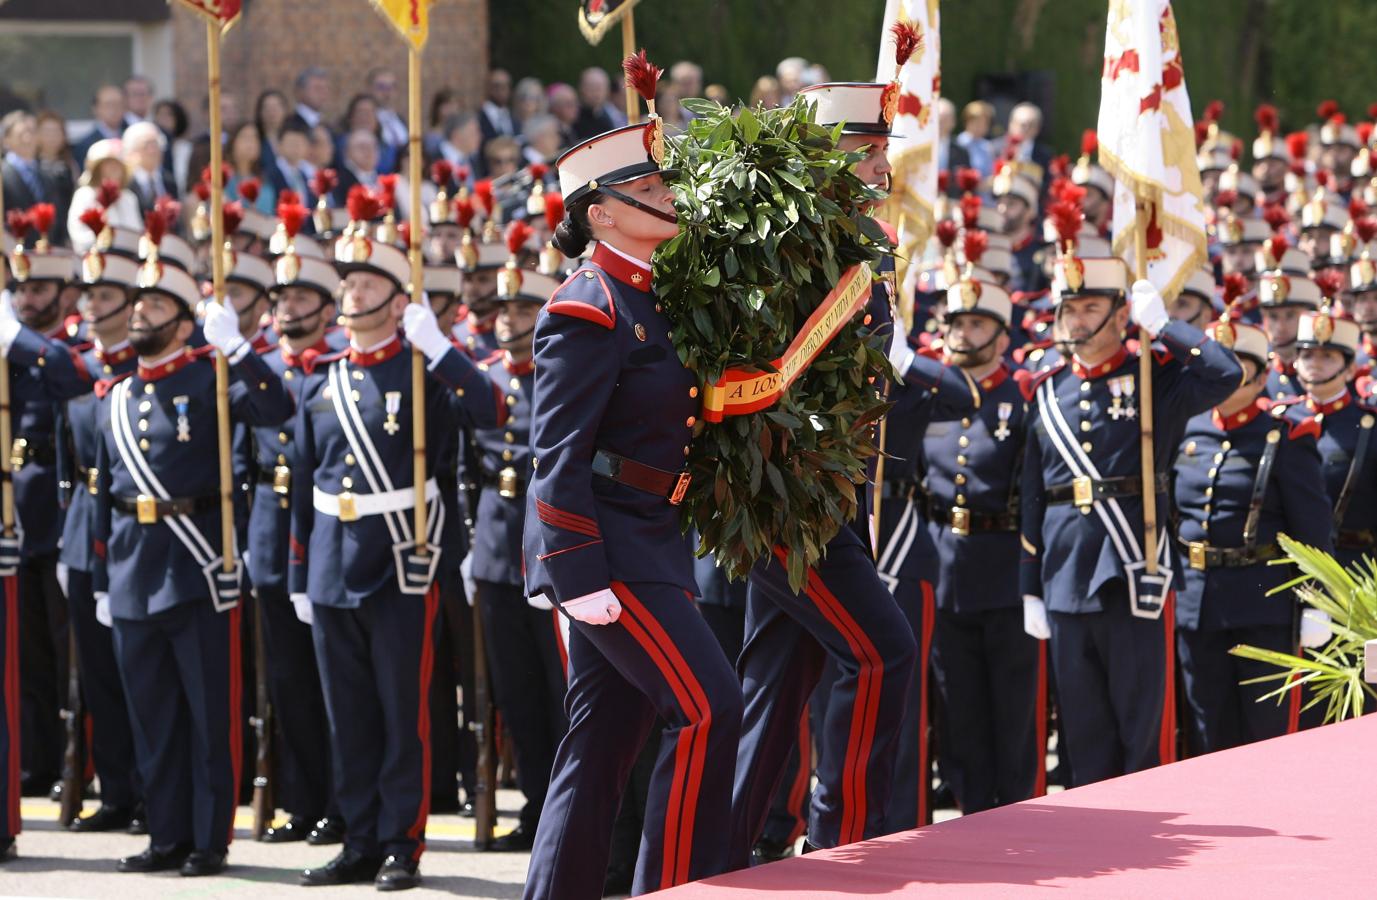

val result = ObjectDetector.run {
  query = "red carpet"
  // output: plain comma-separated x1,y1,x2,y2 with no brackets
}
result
666,714,1377,897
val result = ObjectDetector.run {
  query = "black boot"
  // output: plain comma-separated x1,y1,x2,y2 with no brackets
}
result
375,855,421,891
117,843,193,873
262,816,312,843
70,804,136,833
180,849,227,876
300,848,383,886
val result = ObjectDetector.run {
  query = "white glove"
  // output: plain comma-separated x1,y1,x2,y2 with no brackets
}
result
56,562,69,598
460,553,477,607
290,592,315,626
403,302,452,363
564,587,622,625
203,300,248,361
1130,279,1169,338
1299,608,1331,649
0,291,18,357
1023,595,1050,641
527,592,554,610
94,591,112,628
887,329,915,379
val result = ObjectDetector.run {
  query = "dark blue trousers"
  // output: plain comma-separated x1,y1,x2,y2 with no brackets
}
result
1047,585,1169,787
477,580,567,833
524,581,742,900
311,584,439,862
66,568,139,809
2,574,18,839
885,576,934,829
256,586,335,821
112,600,242,853
733,531,916,861
1178,623,1294,755
931,606,1044,813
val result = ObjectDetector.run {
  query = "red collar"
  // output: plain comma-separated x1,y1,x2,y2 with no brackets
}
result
467,311,496,334
503,353,534,376
1012,233,1037,253
1213,398,1268,431
591,243,653,291
1306,390,1352,417
348,335,405,367
1071,345,1129,380
96,342,136,366
138,348,198,382
281,337,332,370
250,331,272,353
976,363,1010,392
1271,356,1295,376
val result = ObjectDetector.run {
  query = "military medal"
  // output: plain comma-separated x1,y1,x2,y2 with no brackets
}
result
174,395,191,442
994,402,1013,441
384,391,402,435
1121,374,1138,419
1108,377,1126,420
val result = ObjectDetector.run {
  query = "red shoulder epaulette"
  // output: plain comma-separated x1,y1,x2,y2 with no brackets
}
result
1011,289,1049,307
1016,363,1063,402
874,217,899,244
191,344,217,361
1288,416,1322,440
94,372,133,399
479,348,504,366
256,341,277,355
304,347,348,376
546,267,616,330
70,340,94,354
1273,394,1306,407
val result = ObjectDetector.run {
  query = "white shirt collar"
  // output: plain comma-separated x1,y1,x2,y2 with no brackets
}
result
295,104,321,128
140,346,188,369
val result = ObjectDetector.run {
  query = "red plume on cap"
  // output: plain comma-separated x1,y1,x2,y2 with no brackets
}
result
1047,176,1073,205
278,201,309,239
1080,129,1098,157
78,206,107,236
193,180,211,202
1048,153,1070,178
154,196,181,228
1222,272,1248,308
1317,99,1341,122
5,210,30,239
1358,122,1374,147
1315,169,1332,190
473,179,495,216
1230,142,1242,161
1204,100,1224,123
1357,217,1377,245
455,196,476,229
27,203,55,237
311,168,338,198
937,170,950,193
1285,131,1308,162
1262,203,1290,232
143,209,167,247
1214,189,1238,209
97,178,122,208
529,162,549,182
1350,197,1368,220
1254,103,1279,134
398,221,412,247
377,174,399,211
959,194,981,228
1315,268,1344,301
345,185,382,222
430,160,455,190
505,220,535,255
963,229,988,266
278,189,301,208
1048,200,1084,245
890,20,921,69
1368,102,1377,120
222,201,245,237
543,192,565,232
454,164,471,185
935,219,959,249
956,167,980,195
238,177,261,204
622,49,662,105
1265,233,1288,262
201,164,231,190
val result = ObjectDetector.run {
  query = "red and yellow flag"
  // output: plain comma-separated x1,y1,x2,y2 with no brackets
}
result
169,0,242,25
370,0,435,50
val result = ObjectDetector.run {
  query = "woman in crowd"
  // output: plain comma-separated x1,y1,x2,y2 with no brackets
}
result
336,93,396,174
65,137,141,253
226,121,277,214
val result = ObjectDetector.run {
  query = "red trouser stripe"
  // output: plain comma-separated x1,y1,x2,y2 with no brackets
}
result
227,605,243,845
5,576,19,836
1285,645,1303,734
917,581,934,827
1033,641,1048,798
407,584,440,861
1158,593,1177,766
786,705,811,844
612,582,712,889
552,609,569,680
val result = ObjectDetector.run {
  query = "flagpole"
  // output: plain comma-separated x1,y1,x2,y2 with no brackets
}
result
409,45,428,549
1134,201,1158,576
207,19,235,572
0,174,13,546
622,12,640,124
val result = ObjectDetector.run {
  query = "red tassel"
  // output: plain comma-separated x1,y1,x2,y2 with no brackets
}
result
543,192,565,233
890,21,921,69
622,49,662,105
505,220,535,255
1254,103,1279,134
278,202,308,239
963,229,988,265
222,201,245,237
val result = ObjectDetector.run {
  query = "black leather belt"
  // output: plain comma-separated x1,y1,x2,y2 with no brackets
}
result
924,496,1018,533
1336,529,1376,551
1046,473,1169,506
10,437,55,468
1176,536,1283,570
592,449,691,505
114,493,219,523
256,465,292,495
77,465,99,496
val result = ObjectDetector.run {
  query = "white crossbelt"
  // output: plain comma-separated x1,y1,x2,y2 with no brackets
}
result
313,478,440,519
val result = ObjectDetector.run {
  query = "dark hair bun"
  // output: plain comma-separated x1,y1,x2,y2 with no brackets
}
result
552,217,590,258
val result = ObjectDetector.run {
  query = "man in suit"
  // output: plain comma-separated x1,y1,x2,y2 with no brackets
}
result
2,112,60,245
123,122,169,217
330,130,381,206
286,67,332,138
267,122,316,205
367,68,408,152
73,85,128,168
480,69,516,147
123,76,155,127
937,98,971,185
998,103,1055,188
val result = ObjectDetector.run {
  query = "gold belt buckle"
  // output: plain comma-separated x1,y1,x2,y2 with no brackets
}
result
10,438,26,472
1072,475,1094,509
272,465,292,496
87,468,100,496
669,472,692,506
498,466,518,499
336,491,359,523
950,506,971,537
136,494,158,524
1188,540,1208,571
